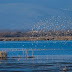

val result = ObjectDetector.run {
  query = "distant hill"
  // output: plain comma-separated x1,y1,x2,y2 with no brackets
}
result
0,30,72,37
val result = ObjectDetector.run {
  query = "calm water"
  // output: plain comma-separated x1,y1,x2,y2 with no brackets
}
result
0,40,72,72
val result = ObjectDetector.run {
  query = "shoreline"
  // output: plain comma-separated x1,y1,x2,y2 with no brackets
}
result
0,36,72,41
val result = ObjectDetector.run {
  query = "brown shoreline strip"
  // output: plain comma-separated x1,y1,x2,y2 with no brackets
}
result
0,36,72,41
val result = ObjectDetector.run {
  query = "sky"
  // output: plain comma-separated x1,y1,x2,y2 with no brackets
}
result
0,0,72,30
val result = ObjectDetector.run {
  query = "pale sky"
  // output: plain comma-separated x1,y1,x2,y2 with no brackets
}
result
0,0,72,30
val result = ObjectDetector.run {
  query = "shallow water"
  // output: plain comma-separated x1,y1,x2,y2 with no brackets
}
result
0,56,72,72
0,41,72,72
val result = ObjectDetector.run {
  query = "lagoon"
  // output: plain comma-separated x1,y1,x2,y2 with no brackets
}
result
0,41,72,72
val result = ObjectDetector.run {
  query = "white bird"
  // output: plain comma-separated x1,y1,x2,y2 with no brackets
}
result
62,66,67,71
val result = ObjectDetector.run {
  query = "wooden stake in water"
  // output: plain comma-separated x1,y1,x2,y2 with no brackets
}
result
25,49,28,58
32,49,33,57
22,48,24,58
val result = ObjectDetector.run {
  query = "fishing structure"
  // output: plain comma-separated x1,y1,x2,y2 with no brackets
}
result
0,48,35,59
0,48,70,59
0,51,7,59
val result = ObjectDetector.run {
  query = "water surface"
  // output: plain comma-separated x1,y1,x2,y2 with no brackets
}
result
0,41,72,72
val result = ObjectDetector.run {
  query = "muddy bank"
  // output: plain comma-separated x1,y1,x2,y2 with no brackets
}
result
0,36,72,41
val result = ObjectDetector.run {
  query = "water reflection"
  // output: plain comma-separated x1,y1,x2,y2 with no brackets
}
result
0,56,72,72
